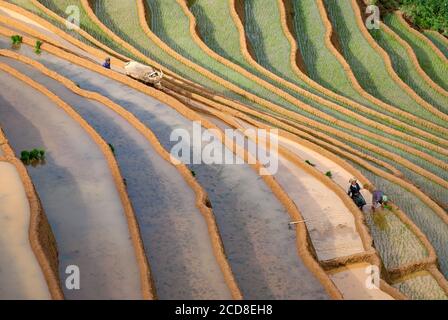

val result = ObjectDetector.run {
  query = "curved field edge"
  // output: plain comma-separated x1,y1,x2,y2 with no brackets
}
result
223,0,448,210
5,0,221,99
3,28,339,299
0,129,63,300
12,24,343,299
190,97,439,278
2,30,430,300
189,97,447,285
34,0,134,60
155,0,448,167
189,0,448,168
7,0,448,159
171,88,406,300
169,84,446,297
369,21,448,113
0,45,244,300
387,12,448,91
10,0,448,202
423,30,448,59
188,102,405,299
137,0,448,202
84,0,448,194
289,0,448,138
321,0,448,128
0,61,156,299
50,0,448,290
164,62,448,238
189,91,448,278
3,2,360,300
233,0,448,147
29,11,446,230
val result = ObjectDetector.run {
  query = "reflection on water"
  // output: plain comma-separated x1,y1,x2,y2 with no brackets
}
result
0,55,232,300
0,71,141,300
22,158,47,168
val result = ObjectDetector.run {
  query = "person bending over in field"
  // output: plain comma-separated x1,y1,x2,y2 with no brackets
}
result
348,178,366,210
371,189,388,212
102,57,111,69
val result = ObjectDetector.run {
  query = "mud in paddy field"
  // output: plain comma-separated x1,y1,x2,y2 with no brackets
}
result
0,53,231,300
0,70,142,299
12,46,330,299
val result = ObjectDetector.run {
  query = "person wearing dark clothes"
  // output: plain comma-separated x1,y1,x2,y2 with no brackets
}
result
348,178,366,210
102,57,111,69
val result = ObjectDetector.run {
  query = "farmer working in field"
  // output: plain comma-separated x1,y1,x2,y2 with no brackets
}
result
102,57,111,69
347,178,366,210
371,189,388,212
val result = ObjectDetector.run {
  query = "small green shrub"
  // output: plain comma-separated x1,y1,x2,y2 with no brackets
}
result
325,171,333,178
30,149,40,159
34,40,43,54
11,35,23,46
190,170,196,177
20,148,45,165
377,0,448,34
20,150,30,162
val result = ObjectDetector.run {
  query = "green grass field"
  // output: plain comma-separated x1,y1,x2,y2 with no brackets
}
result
423,31,448,59
384,13,448,91
370,21,448,113
324,0,446,127
185,0,448,208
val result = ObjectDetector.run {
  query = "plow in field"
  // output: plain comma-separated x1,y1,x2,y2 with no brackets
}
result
124,60,164,89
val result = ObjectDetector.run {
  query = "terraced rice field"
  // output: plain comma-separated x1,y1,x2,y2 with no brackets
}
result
369,23,448,113
182,0,448,213
393,271,448,300
324,0,446,127
272,131,430,271
383,13,448,91
423,31,448,59
0,64,142,299
0,0,447,301
0,49,231,299
290,0,445,136
22,1,448,213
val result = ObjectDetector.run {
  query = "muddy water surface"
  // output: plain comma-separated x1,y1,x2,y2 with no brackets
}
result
19,48,330,299
0,71,141,299
0,56,232,299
